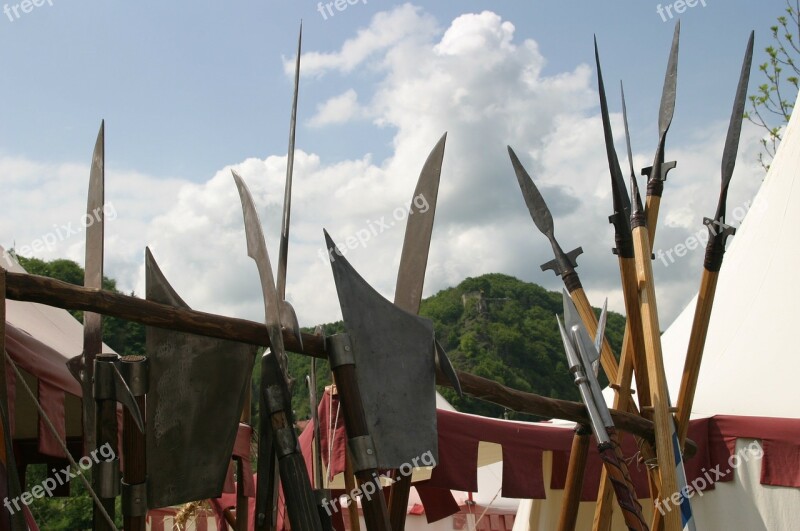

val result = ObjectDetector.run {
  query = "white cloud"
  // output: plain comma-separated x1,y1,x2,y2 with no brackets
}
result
2,6,767,333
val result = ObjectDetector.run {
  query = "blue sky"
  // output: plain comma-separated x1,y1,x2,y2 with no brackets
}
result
0,1,790,327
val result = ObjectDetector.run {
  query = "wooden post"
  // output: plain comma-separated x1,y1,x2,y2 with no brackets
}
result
556,425,591,531
120,355,147,531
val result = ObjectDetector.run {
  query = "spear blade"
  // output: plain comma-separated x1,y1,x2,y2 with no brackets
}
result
719,31,755,202
395,132,446,313
658,21,680,140
621,82,636,180
508,146,554,236
277,22,302,302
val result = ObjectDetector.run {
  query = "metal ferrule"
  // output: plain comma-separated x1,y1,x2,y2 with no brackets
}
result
327,334,355,369
93,353,120,401
97,458,120,498
121,481,147,517
265,384,286,414
119,355,149,396
275,426,299,458
644,160,677,197
347,435,379,473
703,217,736,272
608,213,634,258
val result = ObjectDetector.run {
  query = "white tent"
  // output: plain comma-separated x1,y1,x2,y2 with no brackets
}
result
514,94,800,529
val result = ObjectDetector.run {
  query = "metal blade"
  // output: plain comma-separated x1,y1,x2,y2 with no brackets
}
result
658,21,680,139
592,299,608,376
561,287,583,337
595,38,630,222
394,132,446,313
145,248,256,508
325,230,438,469
719,32,754,200
277,22,302,303
231,170,287,374
81,120,105,454
621,82,636,179
508,146,553,236
435,339,462,397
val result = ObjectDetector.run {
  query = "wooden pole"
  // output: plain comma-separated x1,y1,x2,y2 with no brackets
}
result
344,449,361,531
556,425,591,531
4,272,701,449
631,210,681,531
675,270,719,446
237,388,251,531
121,356,146,531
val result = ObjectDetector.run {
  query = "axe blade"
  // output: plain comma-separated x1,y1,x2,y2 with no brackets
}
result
144,248,256,509
325,234,439,469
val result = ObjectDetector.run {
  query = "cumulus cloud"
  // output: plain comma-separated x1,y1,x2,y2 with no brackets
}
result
2,5,766,331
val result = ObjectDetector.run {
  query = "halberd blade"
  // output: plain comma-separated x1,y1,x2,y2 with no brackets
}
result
144,248,255,508
325,230,439,468
719,32,754,203
621,82,636,179
80,120,105,454
395,133,446,313
231,170,288,374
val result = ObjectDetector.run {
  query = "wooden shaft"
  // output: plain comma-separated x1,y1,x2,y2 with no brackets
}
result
557,426,591,531
344,449,361,531
237,389,251,531
330,362,390,531
5,272,701,449
645,195,661,248
675,270,719,447
388,473,412,530
599,434,648,531
121,380,146,531
631,225,681,531
570,287,619,384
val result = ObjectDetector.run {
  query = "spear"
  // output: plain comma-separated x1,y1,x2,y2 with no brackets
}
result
593,39,659,529
675,33,754,447
643,22,680,245
630,175,693,531
257,25,305,531
558,291,648,531
508,146,620,384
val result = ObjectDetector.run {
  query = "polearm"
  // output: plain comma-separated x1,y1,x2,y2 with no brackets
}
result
675,33,754,448
629,176,690,531
558,291,648,531
233,171,322,531
556,300,609,531
255,23,305,531
387,133,447,531
507,147,620,384
593,40,658,529
307,364,333,530
643,22,680,244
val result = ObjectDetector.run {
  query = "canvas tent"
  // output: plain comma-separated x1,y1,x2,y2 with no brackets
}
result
513,95,800,530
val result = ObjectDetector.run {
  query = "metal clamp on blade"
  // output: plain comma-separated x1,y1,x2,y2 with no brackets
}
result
703,217,736,272
643,160,677,196
93,353,120,400
347,435,379,473
97,458,121,498
119,355,149,396
327,334,355,369
121,481,147,517
275,427,298,458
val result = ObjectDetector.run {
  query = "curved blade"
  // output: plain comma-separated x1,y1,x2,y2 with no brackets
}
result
719,32,754,202
395,132,447,313
435,339,462,397
231,171,287,373
658,21,680,139
80,120,105,453
280,300,302,347
508,146,553,236
277,22,302,303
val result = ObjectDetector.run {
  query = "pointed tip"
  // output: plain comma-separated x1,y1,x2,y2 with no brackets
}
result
145,246,153,263
630,174,645,218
